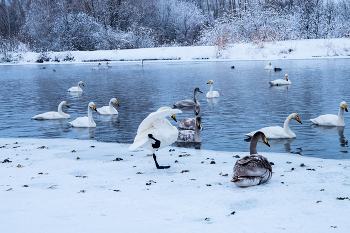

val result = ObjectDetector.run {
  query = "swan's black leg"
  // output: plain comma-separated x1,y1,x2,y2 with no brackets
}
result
148,134,161,149
153,153,170,169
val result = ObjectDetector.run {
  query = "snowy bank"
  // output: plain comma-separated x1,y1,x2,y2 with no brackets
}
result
1,138,349,233
4,38,350,64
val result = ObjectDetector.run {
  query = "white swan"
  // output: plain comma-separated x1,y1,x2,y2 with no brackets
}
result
245,113,302,139
129,107,182,169
269,74,291,86
101,62,109,70
206,80,219,98
69,102,97,128
92,63,101,70
173,88,203,107
310,101,348,126
177,105,200,130
97,98,119,115
32,101,70,120
265,62,273,70
177,117,203,142
68,81,84,92
231,131,272,187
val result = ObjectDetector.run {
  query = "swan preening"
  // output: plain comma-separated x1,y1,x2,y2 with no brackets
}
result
245,113,302,139
32,101,70,120
97,98,119,115
68,81,84,92
177,105,200,130
177,117,203,143
206,80,219,98
129,107,182,169
69,102,97,128
269,74,291,86
231,131,272,187
265,62,273,70
92,63,101,70
310,101,348,126
173,88,203,107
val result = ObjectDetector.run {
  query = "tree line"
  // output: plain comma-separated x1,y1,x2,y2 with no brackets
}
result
0,0,349,53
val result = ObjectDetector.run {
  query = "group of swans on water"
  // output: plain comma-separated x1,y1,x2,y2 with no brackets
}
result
32,81,119,127
92,62,110,70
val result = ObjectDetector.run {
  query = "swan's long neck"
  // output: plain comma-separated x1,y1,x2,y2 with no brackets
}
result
283,114,294,136
109,101,114,113
209,83,214,94
88,105,94,125
194,90,199,105
250,135,259,155
338,107,345,125
58,102,64,115
193,123,202,142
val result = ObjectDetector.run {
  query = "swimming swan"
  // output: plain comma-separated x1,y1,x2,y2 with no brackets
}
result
129,107,182,169
245,113,302,139
69,102,97,127
265,62,273,70
177,105,200,130
101,62,109,70
206,80,219,98
173,87,203,107
97,98,119,115
92,63,101,70
177,117,203,142
32,101,70,120
269,74,291,86
310,101,348,126
68,81,84,92
231,131,272,187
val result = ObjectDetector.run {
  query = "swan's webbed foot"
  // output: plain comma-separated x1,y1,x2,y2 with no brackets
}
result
153,153,170,169
148,134,161,149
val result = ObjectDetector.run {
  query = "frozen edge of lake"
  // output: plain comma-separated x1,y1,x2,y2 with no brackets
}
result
1,137,349,232
2,38,350,65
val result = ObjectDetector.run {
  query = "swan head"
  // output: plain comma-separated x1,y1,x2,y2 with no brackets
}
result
285,74,289,81
194,87,203,93
78,81,85,87
292,113,302,124
340,101,348,112
156,106,180,122
196,117,203,130
194,105,200,116
89,102,97,112
111,98,119,106
253,131,270,147
62,101,70,108
207,80,214,85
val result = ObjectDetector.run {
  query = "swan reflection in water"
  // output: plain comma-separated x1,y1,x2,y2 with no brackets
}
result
70,127,96,139
269,84,289,95
206,97,219,112
244,137,296,152
174,141,201,149
97,114,119,127
311,125,347,147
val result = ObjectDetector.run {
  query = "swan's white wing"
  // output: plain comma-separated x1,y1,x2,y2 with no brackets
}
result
310,114,338,126
137,109,181,134
206,91,220,98
32,111,70,120
245,126,291,139
269,79,291,85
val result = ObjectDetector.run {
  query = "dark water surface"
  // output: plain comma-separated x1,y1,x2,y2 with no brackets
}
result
1,59,350,159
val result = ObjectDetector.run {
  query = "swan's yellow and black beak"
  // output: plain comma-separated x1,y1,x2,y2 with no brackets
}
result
115,101,119,106
198,89,203,93
286,77,289,81
81,83,85,87
264,137,270,147
93,105,97,112
66,103,70,108
344,105,348,112
171,114,177,122
297,115,302,124
207,81,211,84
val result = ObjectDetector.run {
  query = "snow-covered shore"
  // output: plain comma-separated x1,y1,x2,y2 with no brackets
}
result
1,137,349,233
4,38,350,64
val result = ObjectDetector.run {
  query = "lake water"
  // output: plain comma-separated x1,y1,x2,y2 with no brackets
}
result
1,59,350,159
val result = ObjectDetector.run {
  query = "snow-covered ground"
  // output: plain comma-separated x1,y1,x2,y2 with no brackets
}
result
5,38,350,64
1,137,349,233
